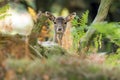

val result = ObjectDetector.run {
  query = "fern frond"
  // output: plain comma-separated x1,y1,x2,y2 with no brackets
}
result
93,22,120,46
80,10,89,27
71,10,89,50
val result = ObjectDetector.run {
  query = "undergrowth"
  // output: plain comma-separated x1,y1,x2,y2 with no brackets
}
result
1,54,120,80
72,10,120,53
93,22,120,46
71,10,89,50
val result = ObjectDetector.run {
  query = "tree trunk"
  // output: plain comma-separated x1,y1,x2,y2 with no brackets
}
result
78,0,113,53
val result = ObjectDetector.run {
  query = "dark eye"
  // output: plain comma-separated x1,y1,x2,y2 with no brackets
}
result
54,22,56,24
64,22,67,24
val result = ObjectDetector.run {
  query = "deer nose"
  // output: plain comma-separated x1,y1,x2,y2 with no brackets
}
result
57,27,63,33
58,28,62,31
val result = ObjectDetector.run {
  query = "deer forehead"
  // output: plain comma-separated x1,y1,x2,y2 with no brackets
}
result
55,17,66,22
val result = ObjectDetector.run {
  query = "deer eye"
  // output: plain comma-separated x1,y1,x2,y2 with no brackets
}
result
64,22,67,24
54,22,56,24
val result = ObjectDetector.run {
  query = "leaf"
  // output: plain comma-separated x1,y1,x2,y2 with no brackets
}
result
93,22,120,46
80,10,89,27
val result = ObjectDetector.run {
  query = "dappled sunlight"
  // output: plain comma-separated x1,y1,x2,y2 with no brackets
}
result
0,7,34,36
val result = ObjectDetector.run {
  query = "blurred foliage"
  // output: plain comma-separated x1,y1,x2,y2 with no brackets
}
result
0,0,4,3
32,14,48,34
71,11,120,53
105,54,120,66
30,43,66,58
71,11,89,50
93,22,120,47
93,33,102,51
30,13,49,45
0,54,120,80
0,4,10,19
35,0,120,22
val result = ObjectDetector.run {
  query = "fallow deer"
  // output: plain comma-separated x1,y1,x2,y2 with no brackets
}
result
45,12,76,46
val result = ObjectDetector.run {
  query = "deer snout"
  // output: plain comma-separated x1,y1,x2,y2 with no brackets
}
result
57,27,63,33
58,28,62,31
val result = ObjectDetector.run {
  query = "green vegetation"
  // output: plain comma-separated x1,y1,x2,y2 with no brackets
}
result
1,54,120,80
93,22,120,46
0,4,10,19
72,10,89,50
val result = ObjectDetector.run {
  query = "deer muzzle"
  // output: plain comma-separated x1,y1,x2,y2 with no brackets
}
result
56,27,63,34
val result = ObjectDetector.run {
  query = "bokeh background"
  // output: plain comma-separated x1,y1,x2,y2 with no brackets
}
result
1,0,120,22
35,0,120,22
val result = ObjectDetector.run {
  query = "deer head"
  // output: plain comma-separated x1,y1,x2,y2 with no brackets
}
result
45,11,76,45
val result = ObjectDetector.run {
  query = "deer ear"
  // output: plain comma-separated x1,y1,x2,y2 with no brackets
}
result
45,11,56,22
37,11,42,18
65,12,76,22
36,11,42,20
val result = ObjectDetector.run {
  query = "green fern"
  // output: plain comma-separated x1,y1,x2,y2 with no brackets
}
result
71,10,89,51
93,33,102,51
80,10,89,26
93,22,120,46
